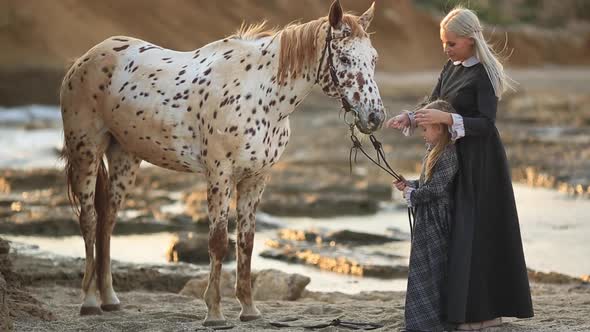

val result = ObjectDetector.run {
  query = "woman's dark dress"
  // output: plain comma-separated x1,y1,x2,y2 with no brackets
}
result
430,60,534,323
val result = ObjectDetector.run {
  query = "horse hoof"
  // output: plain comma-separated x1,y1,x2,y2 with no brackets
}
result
202,319,228,327
80,306,102,316
100,303,121,312
239,314,261,322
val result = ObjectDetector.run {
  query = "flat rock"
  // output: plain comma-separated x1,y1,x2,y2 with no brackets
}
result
166,232,236,263
180,268,310,301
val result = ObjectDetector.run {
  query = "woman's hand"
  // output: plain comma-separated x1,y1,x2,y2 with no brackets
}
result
415,108,453,126
385,113,409,129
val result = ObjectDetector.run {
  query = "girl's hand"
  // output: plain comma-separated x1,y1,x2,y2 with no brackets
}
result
385,113,409,129
403,186,413,199
393,179,406,191
415,108,452,126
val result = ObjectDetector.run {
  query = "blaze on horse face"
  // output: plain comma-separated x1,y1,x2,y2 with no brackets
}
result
319,1,385,134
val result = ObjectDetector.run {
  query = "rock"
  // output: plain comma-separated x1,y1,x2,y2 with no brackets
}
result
0,177,10,193
179,269,310,301
260,247,408,279
264,229,407,278
179,270,236,299
0,238,9,255
277,228,403,246
166,232,236,263
527,269,586,284
251,269,310,301
260,193,379,217
0,238,11,275
325,229,403,245
0,272,12,331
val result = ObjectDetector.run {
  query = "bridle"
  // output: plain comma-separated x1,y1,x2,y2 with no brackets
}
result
315,26,355,117
314,25,416,239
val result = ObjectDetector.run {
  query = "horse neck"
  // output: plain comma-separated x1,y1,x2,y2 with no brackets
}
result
266,23,330,114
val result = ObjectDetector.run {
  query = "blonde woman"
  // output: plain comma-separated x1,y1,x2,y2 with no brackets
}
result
389,7,534,331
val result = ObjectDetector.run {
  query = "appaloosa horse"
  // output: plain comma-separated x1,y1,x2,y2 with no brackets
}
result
60,0,383,326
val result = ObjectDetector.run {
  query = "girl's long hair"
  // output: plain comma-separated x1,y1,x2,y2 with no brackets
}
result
423,100,454,181
440,7,514,99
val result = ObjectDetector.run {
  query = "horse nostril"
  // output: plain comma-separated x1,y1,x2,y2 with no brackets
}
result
368,112,377,124
368,111,383,127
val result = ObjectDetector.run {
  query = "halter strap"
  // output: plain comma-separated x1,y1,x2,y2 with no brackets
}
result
314,26,354,115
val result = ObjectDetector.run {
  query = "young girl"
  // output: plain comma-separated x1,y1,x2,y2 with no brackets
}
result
394,100,458,332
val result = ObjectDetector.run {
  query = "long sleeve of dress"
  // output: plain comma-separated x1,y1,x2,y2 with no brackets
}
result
409,148,458,206
462,71,498,136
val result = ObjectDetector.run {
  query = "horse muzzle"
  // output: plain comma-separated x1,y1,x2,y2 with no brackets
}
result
356,109,385,134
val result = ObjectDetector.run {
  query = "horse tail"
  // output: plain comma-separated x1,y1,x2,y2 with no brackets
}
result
60,147,81,217
59,56,82,216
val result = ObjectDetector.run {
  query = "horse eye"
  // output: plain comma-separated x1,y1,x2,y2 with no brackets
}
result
339,56,351,65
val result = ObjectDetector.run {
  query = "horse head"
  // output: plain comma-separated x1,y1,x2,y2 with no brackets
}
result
317,1,385,134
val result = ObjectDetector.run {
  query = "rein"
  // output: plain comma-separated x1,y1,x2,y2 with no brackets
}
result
315,25,415,239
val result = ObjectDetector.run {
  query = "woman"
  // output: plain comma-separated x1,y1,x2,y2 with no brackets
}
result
389,7,534,330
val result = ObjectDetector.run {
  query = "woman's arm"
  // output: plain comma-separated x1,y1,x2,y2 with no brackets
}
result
407,148,458,206
462,72,498,136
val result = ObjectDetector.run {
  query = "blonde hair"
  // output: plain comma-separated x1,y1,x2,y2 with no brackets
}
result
423,100,454,181
277,15,367,84
440,7,514,98
233,15,367,85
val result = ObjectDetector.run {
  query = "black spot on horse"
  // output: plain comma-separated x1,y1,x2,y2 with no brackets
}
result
113,45,129,52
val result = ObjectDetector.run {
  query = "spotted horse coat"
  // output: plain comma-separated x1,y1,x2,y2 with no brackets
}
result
59,0,384,326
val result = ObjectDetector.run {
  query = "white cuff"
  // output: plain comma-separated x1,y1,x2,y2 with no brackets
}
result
402,111,416,137
403,187,415,207
449,114,465,141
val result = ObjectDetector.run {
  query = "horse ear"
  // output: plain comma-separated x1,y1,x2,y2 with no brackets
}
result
358,2,375,31
329,0,343,29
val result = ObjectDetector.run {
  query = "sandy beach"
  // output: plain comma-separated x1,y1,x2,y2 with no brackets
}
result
0,237,587,332
9,275,590,331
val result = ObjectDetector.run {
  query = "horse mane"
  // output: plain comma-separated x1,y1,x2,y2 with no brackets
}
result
231,14,368,84
231,21,279,40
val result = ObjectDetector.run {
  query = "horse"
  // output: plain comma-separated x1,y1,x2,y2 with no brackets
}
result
59,0,384,326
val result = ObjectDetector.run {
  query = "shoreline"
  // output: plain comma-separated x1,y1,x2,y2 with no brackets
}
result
2,241,590,332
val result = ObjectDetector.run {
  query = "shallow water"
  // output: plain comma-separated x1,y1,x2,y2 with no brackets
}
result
1,105,589,293
4,185,590,293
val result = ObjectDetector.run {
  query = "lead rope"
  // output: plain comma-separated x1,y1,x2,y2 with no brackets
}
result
315,25,414,240
348,126,414,240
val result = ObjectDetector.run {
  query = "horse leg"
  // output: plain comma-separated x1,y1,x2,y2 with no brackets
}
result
64,133,110,315
97,141,141,311
203,169,233,326
235,174,267,321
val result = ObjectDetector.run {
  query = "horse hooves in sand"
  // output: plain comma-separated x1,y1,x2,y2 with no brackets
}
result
100,303,121,312
79,306,103,316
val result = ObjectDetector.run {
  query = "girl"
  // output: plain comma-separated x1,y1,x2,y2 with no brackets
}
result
389,7,533,331
394,100,458,332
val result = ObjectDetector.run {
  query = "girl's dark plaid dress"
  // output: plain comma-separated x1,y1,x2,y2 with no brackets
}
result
404,144,458,332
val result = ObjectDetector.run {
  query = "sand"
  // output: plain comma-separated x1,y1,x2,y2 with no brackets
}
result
5,281,588,331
